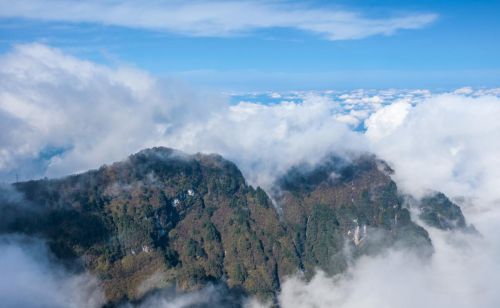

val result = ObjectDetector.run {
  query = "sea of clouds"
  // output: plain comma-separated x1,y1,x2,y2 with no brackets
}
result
1,44,500,307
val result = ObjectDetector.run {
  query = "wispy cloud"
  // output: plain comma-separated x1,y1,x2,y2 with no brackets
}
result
279,226,500,308
0,0,437,40
366,92,500,209
0,235,104,308
0,43,365,187
2,43,500,308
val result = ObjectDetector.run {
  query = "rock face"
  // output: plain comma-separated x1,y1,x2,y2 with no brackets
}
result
418,193,468,230
0,147,468,305
275,155,433,278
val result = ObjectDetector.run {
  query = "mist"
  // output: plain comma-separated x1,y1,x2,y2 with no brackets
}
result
1,44,500,307
0,235,104,308
276,90,500,308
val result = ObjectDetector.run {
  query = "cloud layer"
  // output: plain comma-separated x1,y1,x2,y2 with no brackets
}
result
367,92,500,210
2,44,500,308
2,44,500,200
274,89,500,308
0,44,366,188
0,43,226,181
279,225,500,308
0,235,104,308
0,0,437,40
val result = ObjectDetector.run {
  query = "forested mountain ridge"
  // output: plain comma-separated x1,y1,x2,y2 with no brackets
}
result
0,147,469,306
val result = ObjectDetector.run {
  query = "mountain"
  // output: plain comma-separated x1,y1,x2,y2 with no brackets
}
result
275,155,434,278
0,147,469,306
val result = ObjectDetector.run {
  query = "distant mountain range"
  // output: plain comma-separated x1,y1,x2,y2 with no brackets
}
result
0,147,470,306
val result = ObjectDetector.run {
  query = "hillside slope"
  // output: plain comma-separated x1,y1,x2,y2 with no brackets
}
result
0,147,468,305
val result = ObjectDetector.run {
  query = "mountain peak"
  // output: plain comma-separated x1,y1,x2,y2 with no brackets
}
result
1,148,469,305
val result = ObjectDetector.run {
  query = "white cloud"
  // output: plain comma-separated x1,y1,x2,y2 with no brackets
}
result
361,95,383,104
365,100,412,141
336,114,360,127
366,93,500,210
166,97,367,188
0,45,141,177
0,44,364,189
277,91,500,308
0,0,437,40
0,235,105,308
279,225,500,308
0,43,232,180
3,44,500,202
219,90,500,308
3,44,500,308
454,86,474,95
2,44,499,205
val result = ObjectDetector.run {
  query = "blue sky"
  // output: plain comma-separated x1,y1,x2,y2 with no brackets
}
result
0,0,499,91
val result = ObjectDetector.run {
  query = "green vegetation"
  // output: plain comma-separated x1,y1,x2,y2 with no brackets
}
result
1,148,468,305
